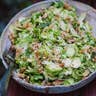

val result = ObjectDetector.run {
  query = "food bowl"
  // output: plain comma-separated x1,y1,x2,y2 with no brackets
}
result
0,0,96,94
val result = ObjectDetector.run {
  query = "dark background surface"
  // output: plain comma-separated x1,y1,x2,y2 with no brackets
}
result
0,0,96,96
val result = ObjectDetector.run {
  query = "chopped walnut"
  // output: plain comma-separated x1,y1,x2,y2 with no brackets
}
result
49,23,54,29
25,76,29,82
64,3,72,11
67,38,76,44
55,14,60,21
80,45,91,54
17,73,25,79
92,47,96,52
23,22,32,30
61,31,69,38
20,67,26,73
34,51,42,65
38,67,44,73
42,13,48,19
92,56,96,62
59,63,64,67
53,80,63,85
31,42,41,51
8,33,15,44
65,17,72,22
16,48,23,57
83,70,90,77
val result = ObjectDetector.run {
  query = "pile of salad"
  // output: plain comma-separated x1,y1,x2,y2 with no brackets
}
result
9,1,96,86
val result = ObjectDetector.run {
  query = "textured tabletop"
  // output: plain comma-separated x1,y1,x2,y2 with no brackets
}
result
7,77,96,96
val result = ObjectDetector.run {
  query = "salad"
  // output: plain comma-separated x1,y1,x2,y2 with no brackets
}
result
9,1,96,86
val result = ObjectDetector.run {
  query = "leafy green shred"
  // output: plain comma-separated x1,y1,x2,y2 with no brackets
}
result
9,1,96,86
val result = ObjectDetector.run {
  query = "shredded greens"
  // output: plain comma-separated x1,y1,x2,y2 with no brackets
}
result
9,1,96,86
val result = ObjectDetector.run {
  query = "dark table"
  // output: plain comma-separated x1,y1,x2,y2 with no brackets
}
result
1,0,96,96
7,77,96,96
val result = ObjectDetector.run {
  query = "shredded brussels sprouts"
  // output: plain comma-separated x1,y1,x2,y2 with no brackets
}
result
9,1,96,86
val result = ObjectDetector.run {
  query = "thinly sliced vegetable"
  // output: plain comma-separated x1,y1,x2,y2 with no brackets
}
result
9,1,96,86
